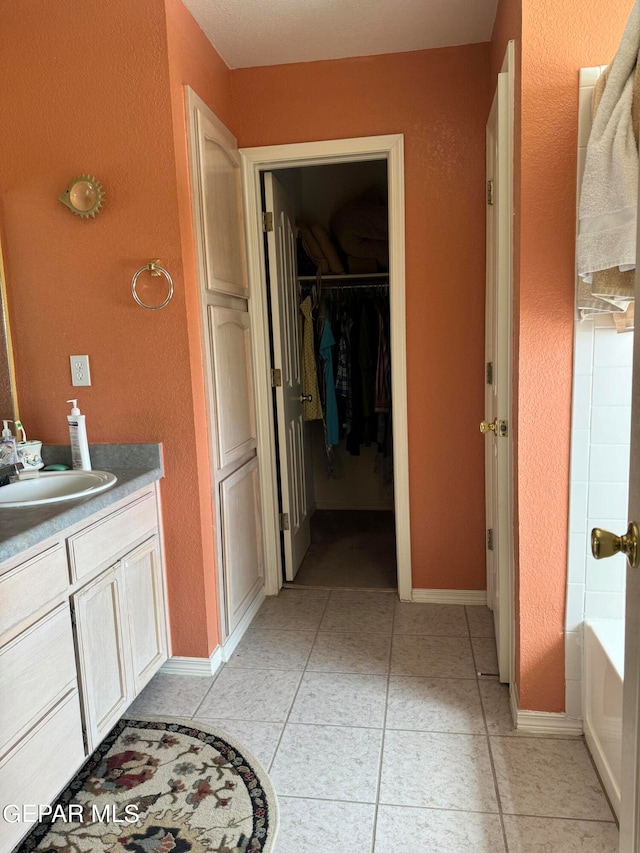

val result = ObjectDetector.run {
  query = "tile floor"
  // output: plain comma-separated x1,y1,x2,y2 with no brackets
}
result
128,589,618,852
291,511,397,589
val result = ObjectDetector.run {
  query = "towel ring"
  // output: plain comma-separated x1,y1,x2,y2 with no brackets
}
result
131,259,174,310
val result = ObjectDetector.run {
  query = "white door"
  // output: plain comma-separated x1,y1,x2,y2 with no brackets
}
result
264,172,311,580
610,220,640,848
483,71,512,683
187,89,263,638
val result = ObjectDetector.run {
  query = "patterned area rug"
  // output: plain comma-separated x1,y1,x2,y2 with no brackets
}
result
17,716,278,853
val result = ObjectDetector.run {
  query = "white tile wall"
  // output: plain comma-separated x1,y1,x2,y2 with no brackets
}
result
566,66,633,722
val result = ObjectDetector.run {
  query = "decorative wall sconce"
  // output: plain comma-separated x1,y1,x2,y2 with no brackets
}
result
58,175,105,218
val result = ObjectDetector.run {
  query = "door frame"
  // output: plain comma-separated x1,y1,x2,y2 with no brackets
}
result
486,42,515,685
240,134,412,600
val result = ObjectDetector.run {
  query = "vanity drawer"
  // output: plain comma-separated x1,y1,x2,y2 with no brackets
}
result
0,543,68,637
0,690,85,853
68,490,157,583
0,603,77,757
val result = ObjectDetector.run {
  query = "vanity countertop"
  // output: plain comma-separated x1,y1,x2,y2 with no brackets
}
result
0,443,163,563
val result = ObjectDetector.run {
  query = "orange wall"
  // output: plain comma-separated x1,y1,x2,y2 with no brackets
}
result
0,0,230,658
515,0,633,710
163,0,235,654
232,46,492,592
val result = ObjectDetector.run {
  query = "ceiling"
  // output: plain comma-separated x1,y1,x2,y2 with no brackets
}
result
181,0,499,69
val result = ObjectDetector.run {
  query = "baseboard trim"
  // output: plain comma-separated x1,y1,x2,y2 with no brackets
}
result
161,587,266,677
221,586,266,661
161,646,223,677
510,681,584,736
412,588,487,605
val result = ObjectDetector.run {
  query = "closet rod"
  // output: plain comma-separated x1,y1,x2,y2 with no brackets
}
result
300,281,389,291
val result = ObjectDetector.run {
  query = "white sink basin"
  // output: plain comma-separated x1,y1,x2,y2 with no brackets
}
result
0,470,117,507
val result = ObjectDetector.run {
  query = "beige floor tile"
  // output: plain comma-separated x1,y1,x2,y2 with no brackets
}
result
126,673,216,717
320,590,395,633
251,590,329,631
196,667,302,722
270,723,383,803
226,628,316,670
479,679,516,735
386,675,485,733
472,636,499,675
379,730,499,812
503,815,618,852
307,631,391,674
191,717,283,771
391,635,476,678
491,737,615,821
277,797,376,853
289,671,387,728
466,605,496,637
375,805,506,852
394,602,468,636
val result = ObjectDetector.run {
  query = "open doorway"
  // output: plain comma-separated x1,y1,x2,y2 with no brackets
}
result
263,161,396,590
240,134,412,602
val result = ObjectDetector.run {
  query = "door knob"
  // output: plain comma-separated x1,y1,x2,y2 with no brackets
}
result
299,394,313,403
591,522,640,569
479,418,497,434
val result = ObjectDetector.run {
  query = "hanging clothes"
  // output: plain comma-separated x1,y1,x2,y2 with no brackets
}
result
299,295,323,421
336,312,353,439
319,317,340,446
299,283,392,484
359,301,376,419
375,307,391,414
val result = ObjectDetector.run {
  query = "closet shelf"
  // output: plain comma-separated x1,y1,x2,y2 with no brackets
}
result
297,272,388,283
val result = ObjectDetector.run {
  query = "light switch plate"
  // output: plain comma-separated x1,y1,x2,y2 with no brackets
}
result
70,355,91,386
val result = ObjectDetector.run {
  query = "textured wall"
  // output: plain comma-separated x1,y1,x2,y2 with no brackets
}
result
165,0,235,653
232,45,492,592
0,0,232,658
516,0,634,711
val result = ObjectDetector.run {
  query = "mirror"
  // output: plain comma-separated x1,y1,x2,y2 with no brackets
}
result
58,174,105,219
0,237,18,421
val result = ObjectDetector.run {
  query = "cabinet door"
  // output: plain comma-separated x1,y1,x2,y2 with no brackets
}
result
122,536,168,695
220,456,264,634
73,565,130,752
194,107,248,297
208,305,257,471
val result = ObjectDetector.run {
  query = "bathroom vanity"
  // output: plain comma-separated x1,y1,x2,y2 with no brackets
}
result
0,445,168,852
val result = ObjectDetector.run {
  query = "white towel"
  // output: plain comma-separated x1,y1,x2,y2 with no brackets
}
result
577,1,640,283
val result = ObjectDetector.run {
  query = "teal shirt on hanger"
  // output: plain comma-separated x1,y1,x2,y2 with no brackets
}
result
320,318,340,446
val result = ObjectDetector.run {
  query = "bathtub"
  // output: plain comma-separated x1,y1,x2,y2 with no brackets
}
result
583,619,624,818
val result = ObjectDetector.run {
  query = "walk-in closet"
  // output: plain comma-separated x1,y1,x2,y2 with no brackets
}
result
262,160,397,590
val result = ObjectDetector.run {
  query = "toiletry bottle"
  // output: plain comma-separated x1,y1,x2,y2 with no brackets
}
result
67,400,92,471
0,420,18,467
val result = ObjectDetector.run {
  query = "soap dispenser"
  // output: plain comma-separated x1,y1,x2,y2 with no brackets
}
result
67,400,92,471
0,420,18,467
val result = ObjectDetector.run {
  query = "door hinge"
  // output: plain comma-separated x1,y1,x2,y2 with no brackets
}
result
487,180,494,206
271,368,282,388
487,528,494,551
263,211,274,232
486,362,493,385
70,604,76,629
279,513,290,531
